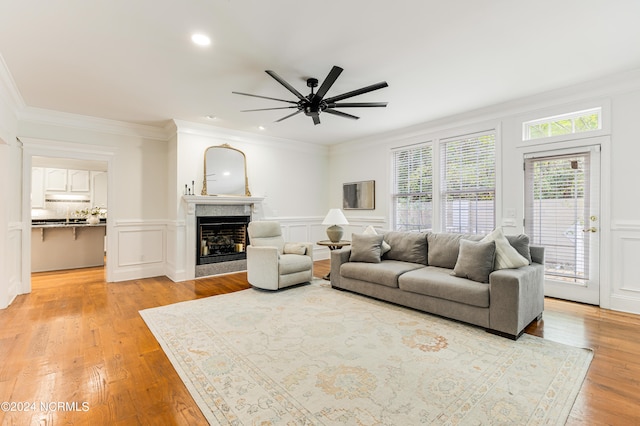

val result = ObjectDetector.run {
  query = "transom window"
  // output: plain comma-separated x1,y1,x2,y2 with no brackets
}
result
523,108,601,141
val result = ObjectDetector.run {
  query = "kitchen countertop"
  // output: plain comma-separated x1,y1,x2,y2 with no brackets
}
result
31,219,107,228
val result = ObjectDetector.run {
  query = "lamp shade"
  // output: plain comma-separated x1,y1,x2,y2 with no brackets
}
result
322,209,348,225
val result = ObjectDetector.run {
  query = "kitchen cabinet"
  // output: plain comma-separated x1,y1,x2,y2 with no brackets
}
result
44,168,67,191
91,171,108,208
68,169,90,192
43,168,90,193
31,167,45,208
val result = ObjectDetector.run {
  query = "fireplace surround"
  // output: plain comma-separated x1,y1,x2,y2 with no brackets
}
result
182,195,264,279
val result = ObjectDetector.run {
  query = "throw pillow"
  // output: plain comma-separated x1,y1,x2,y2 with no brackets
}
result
382,231,428,264
452,239,496,283
349,233,384,263
363,225,391,254
480,228,529,270
283,242,307,255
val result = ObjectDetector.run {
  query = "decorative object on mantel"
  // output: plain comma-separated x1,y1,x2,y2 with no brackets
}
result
74,206,106,225
202,144,251,197
343,180,375,210
322,208,348,242
232,65,388,125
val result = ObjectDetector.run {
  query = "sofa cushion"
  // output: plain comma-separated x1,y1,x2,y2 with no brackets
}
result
382,231,428,265
480,228,528,270
341,260,424,288
452,239,496,283
349,233,384,263
398,266,490,308
427,232,480,268
505,234,532,264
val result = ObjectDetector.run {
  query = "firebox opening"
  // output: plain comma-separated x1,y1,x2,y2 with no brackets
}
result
197,215,250,265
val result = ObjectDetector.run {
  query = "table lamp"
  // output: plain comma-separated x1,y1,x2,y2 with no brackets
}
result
322,209,349,243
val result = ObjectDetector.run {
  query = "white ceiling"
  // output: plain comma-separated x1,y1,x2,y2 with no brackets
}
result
1,1,640,145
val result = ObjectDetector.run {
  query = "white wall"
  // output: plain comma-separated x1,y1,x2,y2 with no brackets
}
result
165,121,331,281
0,55,22,309
17,112,169,284
329,70,640,315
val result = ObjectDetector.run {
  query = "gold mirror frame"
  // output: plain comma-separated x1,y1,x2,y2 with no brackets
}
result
201,144,251,196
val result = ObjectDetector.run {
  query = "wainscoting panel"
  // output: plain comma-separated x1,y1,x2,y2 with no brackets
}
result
5,223,22,308
610,222,640,314
112,221,166,282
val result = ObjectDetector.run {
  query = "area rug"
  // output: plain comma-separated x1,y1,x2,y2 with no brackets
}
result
140,280,592,425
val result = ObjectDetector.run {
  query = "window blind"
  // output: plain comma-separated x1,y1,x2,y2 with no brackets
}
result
392,144,433,231
440,132,495,234
524,153,591,283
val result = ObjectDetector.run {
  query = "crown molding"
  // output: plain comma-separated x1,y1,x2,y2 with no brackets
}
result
173,119,328,155
0,54,25,113
18,107,172,141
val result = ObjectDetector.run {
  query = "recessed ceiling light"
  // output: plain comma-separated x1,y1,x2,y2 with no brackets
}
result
191,33,211,46
205,115,216,120
258,125,266,130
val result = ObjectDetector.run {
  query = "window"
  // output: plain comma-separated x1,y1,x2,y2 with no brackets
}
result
392,144,433,231
440,132,495,234
391,129,496,234
523,108,601,141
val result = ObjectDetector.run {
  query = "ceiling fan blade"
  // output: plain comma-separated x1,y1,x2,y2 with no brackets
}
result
324,81,389,103
232,91,298,104
315,66,343,100
324,109,360,120
241,106,298,112
265,70,306,101
275,109,303,122
328,102,388,108
312,113,321,125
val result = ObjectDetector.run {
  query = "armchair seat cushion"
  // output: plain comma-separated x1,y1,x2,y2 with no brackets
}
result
279,254,313,275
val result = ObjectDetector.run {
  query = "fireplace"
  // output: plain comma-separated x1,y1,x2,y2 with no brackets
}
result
196,216,250,265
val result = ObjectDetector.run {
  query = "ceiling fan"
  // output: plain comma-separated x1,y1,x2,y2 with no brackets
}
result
232,66,388,125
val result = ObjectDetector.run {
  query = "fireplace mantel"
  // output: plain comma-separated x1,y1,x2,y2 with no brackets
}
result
182,195,265,211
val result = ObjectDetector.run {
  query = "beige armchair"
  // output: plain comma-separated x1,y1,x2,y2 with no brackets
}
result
247,221,314,290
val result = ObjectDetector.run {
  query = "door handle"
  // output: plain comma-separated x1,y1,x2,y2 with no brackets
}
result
582,227,597,233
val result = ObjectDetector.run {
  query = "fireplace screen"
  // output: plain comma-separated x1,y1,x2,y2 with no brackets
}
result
197,216,250,265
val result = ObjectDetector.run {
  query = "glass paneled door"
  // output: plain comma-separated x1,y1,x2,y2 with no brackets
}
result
524,145,600,304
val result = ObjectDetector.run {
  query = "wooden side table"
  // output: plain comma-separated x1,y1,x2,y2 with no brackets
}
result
317,240,351,280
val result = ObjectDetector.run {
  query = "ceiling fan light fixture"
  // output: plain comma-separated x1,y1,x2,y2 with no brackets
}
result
233,66,388,126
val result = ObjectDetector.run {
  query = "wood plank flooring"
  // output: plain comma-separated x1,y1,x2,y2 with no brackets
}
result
0,260,638,425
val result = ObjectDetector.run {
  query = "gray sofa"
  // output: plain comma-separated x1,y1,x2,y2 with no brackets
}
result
330,230,545,339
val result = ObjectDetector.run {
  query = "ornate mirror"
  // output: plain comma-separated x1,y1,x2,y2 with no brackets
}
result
202,144,251,196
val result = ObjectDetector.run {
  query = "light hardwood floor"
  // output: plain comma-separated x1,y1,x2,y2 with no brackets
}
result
1,260,639,425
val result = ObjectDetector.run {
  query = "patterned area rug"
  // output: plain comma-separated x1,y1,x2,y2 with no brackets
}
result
140,280,592,425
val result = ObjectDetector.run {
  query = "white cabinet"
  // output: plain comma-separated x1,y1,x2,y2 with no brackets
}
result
68,169,90,192
91,171,108,208
43,168,90,193
31,167,45,208
44,168,68,191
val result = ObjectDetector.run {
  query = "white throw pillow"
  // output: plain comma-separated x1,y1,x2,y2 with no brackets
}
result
480,228,529,270
363,225,391,254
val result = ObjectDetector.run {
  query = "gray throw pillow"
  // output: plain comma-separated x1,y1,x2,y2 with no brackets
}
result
382,231,428,264
505,234,532,264
350,233,384,263
452,239,496,283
